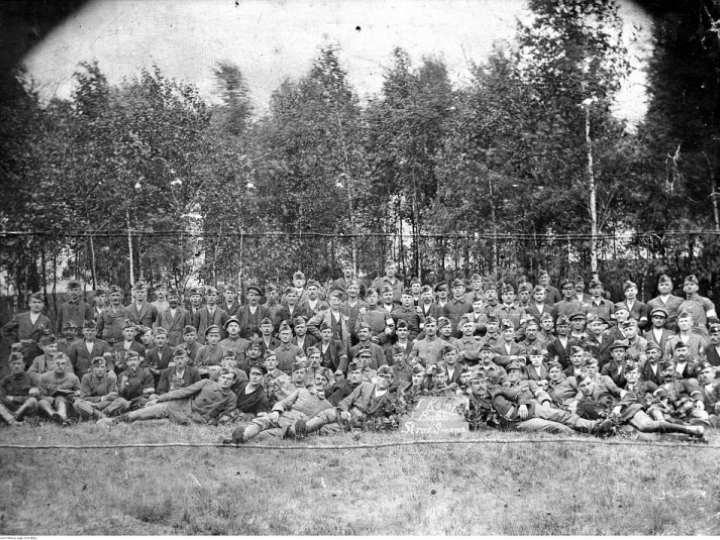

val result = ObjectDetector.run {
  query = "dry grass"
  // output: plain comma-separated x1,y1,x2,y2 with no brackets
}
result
1,422,719,535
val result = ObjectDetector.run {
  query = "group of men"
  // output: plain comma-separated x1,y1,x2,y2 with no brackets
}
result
1,262,718,444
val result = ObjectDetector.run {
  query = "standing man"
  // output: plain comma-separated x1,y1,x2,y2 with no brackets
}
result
678,274,717,340
150,285,170,315
332,261,358,301
125,282,159,328
410,317,444,368
218,285,241,317
646,274,684,331
68,320,112,378
92,289,107,322
97,286,128,347
156,289,192,347
444,279,473,334
56,280,94,335
193,287,229,345
185,287,204,318
1,292,52,368
537,271,562,306
236,285,267,339
371,260,403,305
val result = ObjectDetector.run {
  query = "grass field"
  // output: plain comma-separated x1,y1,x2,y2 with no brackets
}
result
1,422,719,535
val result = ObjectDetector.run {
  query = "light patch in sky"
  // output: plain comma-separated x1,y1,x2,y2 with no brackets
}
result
23,0,652,123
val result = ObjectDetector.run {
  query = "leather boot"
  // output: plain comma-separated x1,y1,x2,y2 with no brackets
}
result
659,420,704,438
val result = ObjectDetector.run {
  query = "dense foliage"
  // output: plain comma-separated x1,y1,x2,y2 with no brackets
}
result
1,0,720,302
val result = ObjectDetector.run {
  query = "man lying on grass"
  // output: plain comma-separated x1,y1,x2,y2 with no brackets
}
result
107,368,238,425
573,367,706,442
221,366,333,444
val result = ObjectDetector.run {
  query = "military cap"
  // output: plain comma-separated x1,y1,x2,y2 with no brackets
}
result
396,319,409,330
284,286,297,296
246,285,263,296
506,360,525,372
469,370,487,381
391,343,407,354
532,285,546,295
249,362,268,375
205,286,218,295
224,284,238,294
410,277,422,286
501,283,514,294
293,271,306,280
91,356,106,367
122,319,137,330
95,288,107,296
645,341,661,352
524,320,539,330
684,274,699,285
377,365,394,377
39,334,56,346
649,308,667,320
441,343,458,356
678,311,693,320
263,350,278,361
125,349,140,359
204,325,221,336
247,340,262,351
621,319,638,329
500,319,514,331
437,317,451,330
609,339,629,350
710,323,720,334
483,282,497,292
306,279,321,289
341,260,354,270
258,317,272,326
319,322,332,332
83,320,97,330
527,345,544,357
166,289,179,298
224,316,242,330
421,285,433,294
569,311,586,321
278,321,292,332
356,347,373,357
29,292,44,302
673,341,689,350
401,288,413,297
540,312,554,321
315,367,332,382
294,316,307,327
412,365,426,375
569,345,585,356
265,283,278,292
588,279,602,289
470,273,482,281
451,278,465,289
132,282,147,291
306,346,320,357
357,321,371,331
547,361,563,371
658,274,673,284
586,313,606,325
459,316,473,328
486,314,499,324
613,304,630,315
347,360,362,372
559,278,574,289
183,325,197,335
425,316,438,325
622,280,637,292
187,287,202,297
434,281,449,292
62,321,79,330
173,348,188,358
480,342,494,351
329,289,343,299
153,327,168,336
555,315,570,326
292,360,308,373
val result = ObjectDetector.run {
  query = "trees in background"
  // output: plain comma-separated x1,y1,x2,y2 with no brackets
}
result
2,0,720,304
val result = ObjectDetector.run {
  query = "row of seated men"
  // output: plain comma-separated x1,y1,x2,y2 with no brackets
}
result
2,308,717,445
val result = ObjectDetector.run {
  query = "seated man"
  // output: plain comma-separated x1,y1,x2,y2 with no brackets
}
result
105,349,155,415
0,352,41,425
398,365,427,402
465,370,498,430
37,353,81,425
223,368,333,443
155,348,201,395
220,362,271,423
263,350,291,405
326,360,365,406
574,372,705,441
28,334,60,375
488,360,609,435
422,363,457,398
145,327,175,385
73,356,123,421
302,365,397,434
116,368,238,425
210,353,249,397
